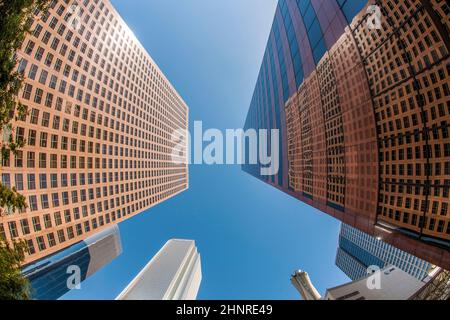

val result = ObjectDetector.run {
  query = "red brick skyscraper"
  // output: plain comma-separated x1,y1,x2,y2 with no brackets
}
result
0,0,189,264
244,0,450,268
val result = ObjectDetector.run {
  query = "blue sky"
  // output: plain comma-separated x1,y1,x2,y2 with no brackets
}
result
62,0,350,300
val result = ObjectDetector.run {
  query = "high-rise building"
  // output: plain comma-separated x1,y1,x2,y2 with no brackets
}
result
0,0,189,264
117,239,202,300
325,266,424,300
23,225,122,300
242,0,450,268
336,224,432,281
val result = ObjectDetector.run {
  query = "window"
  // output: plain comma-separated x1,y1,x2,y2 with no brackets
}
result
32,217,42,232
36,236,46,251
17,58,28,73
43,214,52,229
24,40,35,55
41,194,49,209
22,83,33,99
27,174,36,190
27,240,36,255
20,219,30,235
52,193,60,207
39,174,47,189
34,47,45,61
57,230,66,243
15,174,24,190
38,70,48,84
30,108,39,124
54,212,62,226
47,233,56,247
8,222,18,238
28,196,38,211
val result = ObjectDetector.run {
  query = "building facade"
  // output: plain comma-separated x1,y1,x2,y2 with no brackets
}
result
116,239,202,300
409,267,450,300
336,224,432,281
0,0,189,264
242,0,450,268
325,266,424,300
23,224,122,300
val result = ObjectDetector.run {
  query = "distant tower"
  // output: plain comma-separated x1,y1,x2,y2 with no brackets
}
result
291,270,322,300
23,225,122,300
117,239,202,300
336,224,432,281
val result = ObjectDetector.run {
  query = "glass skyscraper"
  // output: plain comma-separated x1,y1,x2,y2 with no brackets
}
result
243,0,450,269
336,224,432,281
23,225,122,300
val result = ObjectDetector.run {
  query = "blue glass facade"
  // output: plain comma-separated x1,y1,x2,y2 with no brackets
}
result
22,225,121,300
336,224,432,281
23,242,91,300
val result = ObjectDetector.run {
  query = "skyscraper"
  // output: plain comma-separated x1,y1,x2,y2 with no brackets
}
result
325,266,424,300
242,0,450,268
23,225,122,300
117,239,202,300
336,224,432,281
0,0,189,264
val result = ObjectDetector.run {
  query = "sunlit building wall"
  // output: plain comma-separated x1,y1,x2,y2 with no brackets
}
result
243,0,450,268
0,0,189,264
117,239,202,300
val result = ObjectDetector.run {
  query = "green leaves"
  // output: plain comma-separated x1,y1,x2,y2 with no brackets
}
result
0,239,31,300
0,0,50,301
0,183,27,216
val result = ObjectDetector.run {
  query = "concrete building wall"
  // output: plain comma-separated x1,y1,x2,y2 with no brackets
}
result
325,266,424,300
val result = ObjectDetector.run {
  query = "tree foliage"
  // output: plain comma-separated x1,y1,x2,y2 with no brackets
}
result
0,0,49,161
0,239,30,300
0,0,50,300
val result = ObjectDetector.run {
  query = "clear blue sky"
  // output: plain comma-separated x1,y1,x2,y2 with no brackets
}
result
62,0,350,300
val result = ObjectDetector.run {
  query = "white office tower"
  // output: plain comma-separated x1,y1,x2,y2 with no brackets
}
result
325,266,423,300
117,239,202,300
291,270,322,300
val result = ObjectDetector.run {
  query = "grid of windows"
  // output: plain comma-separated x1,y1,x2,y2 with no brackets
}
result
351,0,450,241
244,0,450,267
0,0,188,264
336,224,432,281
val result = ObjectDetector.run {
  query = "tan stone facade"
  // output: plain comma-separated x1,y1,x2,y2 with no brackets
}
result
0,0,189,264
